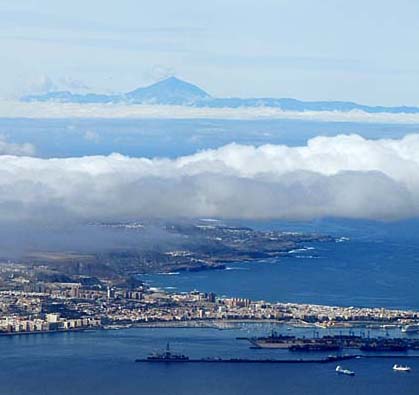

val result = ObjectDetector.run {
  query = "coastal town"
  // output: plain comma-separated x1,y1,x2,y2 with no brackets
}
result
1,275,418,335
0,222,417,336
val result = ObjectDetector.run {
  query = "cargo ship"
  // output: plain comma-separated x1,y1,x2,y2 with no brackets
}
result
359,342,408,352
289,344,341,352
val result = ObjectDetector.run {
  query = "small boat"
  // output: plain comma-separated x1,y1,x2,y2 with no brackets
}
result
401,324,419,334
336,365,355,376
393,364,411,372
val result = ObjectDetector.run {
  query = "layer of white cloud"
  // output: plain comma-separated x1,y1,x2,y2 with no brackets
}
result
2,100,419,123
0,136,35,156
1,134,419,223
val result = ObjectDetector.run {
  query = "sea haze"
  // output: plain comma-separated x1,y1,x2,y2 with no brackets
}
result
1,117,418,158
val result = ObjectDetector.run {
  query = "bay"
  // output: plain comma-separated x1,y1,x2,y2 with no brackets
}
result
144,218,419,310
1,326,418,395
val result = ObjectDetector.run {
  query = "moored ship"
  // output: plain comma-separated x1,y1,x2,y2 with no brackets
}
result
359,342,408,352
289,344,341,352
144,343,189,362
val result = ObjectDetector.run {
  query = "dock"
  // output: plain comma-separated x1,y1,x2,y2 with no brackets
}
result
135,355,358,364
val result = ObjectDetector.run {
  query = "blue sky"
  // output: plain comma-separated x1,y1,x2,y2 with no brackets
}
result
1,0,419,105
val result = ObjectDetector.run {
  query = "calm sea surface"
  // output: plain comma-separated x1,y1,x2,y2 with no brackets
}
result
1,325,418,395
144,218,419,311
1,117,418,158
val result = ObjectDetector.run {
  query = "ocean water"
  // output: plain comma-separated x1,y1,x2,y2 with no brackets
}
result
144,218,419,310
1,117,418,158
1,326,418,395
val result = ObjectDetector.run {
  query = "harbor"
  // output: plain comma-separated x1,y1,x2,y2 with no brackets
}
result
240,330,419,352
1,321,418,395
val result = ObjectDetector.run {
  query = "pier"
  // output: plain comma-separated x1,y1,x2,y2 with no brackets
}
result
135,355,357,364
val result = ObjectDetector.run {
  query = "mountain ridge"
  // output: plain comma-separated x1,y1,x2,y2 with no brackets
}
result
21,76,419,114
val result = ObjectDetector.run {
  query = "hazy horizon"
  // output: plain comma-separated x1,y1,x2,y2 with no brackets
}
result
2,1,419,106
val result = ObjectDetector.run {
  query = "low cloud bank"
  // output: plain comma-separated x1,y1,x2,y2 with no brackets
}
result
1,134,419,223
3,100,419,123
0,136,35,156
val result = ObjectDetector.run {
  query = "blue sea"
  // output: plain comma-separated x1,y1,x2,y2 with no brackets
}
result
144,218,419,311
1,117,418,158
1,325,418,395
2,117,419,394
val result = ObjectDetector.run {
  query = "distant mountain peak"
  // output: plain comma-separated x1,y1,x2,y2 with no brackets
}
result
125,76,211,104
156,76,185,84
20,77,419,114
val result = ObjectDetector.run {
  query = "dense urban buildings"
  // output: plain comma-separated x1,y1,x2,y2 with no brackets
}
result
1,275,417,335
